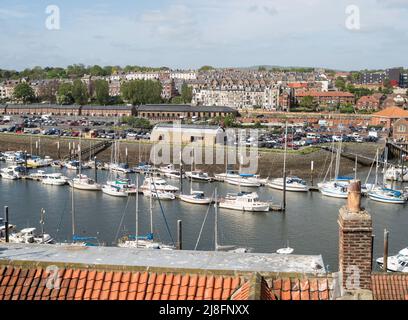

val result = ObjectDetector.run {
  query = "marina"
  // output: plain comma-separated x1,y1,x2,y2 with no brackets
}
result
0,155,407,271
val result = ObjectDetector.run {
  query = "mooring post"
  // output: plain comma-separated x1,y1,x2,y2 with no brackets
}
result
94,156,98,182
177,220,182,250
310,161,314,186
4,206,9,243
383,229,389,273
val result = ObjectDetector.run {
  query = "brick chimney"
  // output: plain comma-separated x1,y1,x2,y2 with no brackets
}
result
338,180,373,291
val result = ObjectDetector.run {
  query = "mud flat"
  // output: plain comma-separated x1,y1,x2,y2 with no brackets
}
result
0,134,382,180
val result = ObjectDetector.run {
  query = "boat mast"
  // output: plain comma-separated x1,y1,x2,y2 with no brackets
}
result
214,188,218,251
71,180,76,239
375,148,379,186
136,176,139,248
149,172,153,235
334,138,342,180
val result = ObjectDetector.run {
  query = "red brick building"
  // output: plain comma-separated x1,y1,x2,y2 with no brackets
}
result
392,118,408,142
356,94,384,112
295,91,355,108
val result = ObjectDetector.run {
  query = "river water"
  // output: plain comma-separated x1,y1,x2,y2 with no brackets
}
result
0,164,407,273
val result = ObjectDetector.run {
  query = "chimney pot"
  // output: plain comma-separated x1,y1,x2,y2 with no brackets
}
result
347,180,361,213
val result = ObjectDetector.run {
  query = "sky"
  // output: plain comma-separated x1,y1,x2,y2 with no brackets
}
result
0,0,407,71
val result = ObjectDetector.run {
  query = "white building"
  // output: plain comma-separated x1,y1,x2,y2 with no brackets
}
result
192,87,280,110
170,71,197,81
125,72,160,81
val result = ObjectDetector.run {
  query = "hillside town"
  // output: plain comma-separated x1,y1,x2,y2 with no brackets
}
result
1,66,408,113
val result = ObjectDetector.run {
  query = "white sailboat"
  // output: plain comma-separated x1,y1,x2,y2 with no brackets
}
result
69,174,102,191
319,138,351,199
267,177,309,192
140,176,179,193
118,178,175,250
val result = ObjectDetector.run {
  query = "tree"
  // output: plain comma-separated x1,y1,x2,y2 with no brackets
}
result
199,66,214,72
57,83,74,105
89,65,106,77
13,83,35,103
335,77,346,91
299,96,318,111
37,80,59,103
171,96,184,104
121,80,162,105
180,82,193,103
72,79,89,105
94,79,110,105
121,116,151,129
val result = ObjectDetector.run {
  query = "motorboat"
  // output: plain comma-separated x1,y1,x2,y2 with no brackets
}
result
0,218,15,239
384,166,408,182
225,174,261,187
318,178,350,199
267,177,309,192
64,160,91,170
376,247,408,272
0,166,24,180
27,156,53,168
68,174,102,191
51,160,63,168
368,188,407,204
142,190,175,200
159,164,177,175
179,191,212,205
107,163,133,174
42,173,68,186
8,227,54,244
29,170,47,180
133,162,155,174
141,177,179,193
164,170,184,180
185,171,213,182
219,192,270,212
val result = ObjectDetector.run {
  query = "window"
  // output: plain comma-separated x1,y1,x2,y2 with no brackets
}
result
398,125,406,133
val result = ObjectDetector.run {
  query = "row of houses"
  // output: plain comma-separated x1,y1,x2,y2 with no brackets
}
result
0,104,238,120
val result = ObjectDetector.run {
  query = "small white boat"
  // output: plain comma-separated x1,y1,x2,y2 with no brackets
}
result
0,168,19,180
376,247,408,272
27,156,53,168
64,160,91,170
42,173,68,186
368,188,407,204
384,166,408,182
267,177,309,192
319,179,350,199
141,177,179,193
143,190,175,200
214,170,240,182
29,170,47,180
164,171,183,180
8,227,54,244
225,174,261,187
277,246,294,254
102,184,129,197
107,163,133,174
159,164,177,175
68,175,102,191
219,192,269,212
185,171,213,182
179,191,212,205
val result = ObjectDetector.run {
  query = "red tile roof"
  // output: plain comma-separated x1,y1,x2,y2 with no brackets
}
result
372,106,408,118
371,274,408,300
266,277,334,300
0,266,247,301
296,91,354,98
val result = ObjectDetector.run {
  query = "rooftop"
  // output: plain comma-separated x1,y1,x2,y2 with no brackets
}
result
0,244,326,275
372,106,408,118
137,104,238,113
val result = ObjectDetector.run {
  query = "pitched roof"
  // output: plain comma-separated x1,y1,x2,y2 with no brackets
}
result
372,106,408,118
137,104,237,113
371,274,408,300
296,91,354,98
0,265,247,300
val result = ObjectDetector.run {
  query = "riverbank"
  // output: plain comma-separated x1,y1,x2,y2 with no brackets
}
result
0,133,382,180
